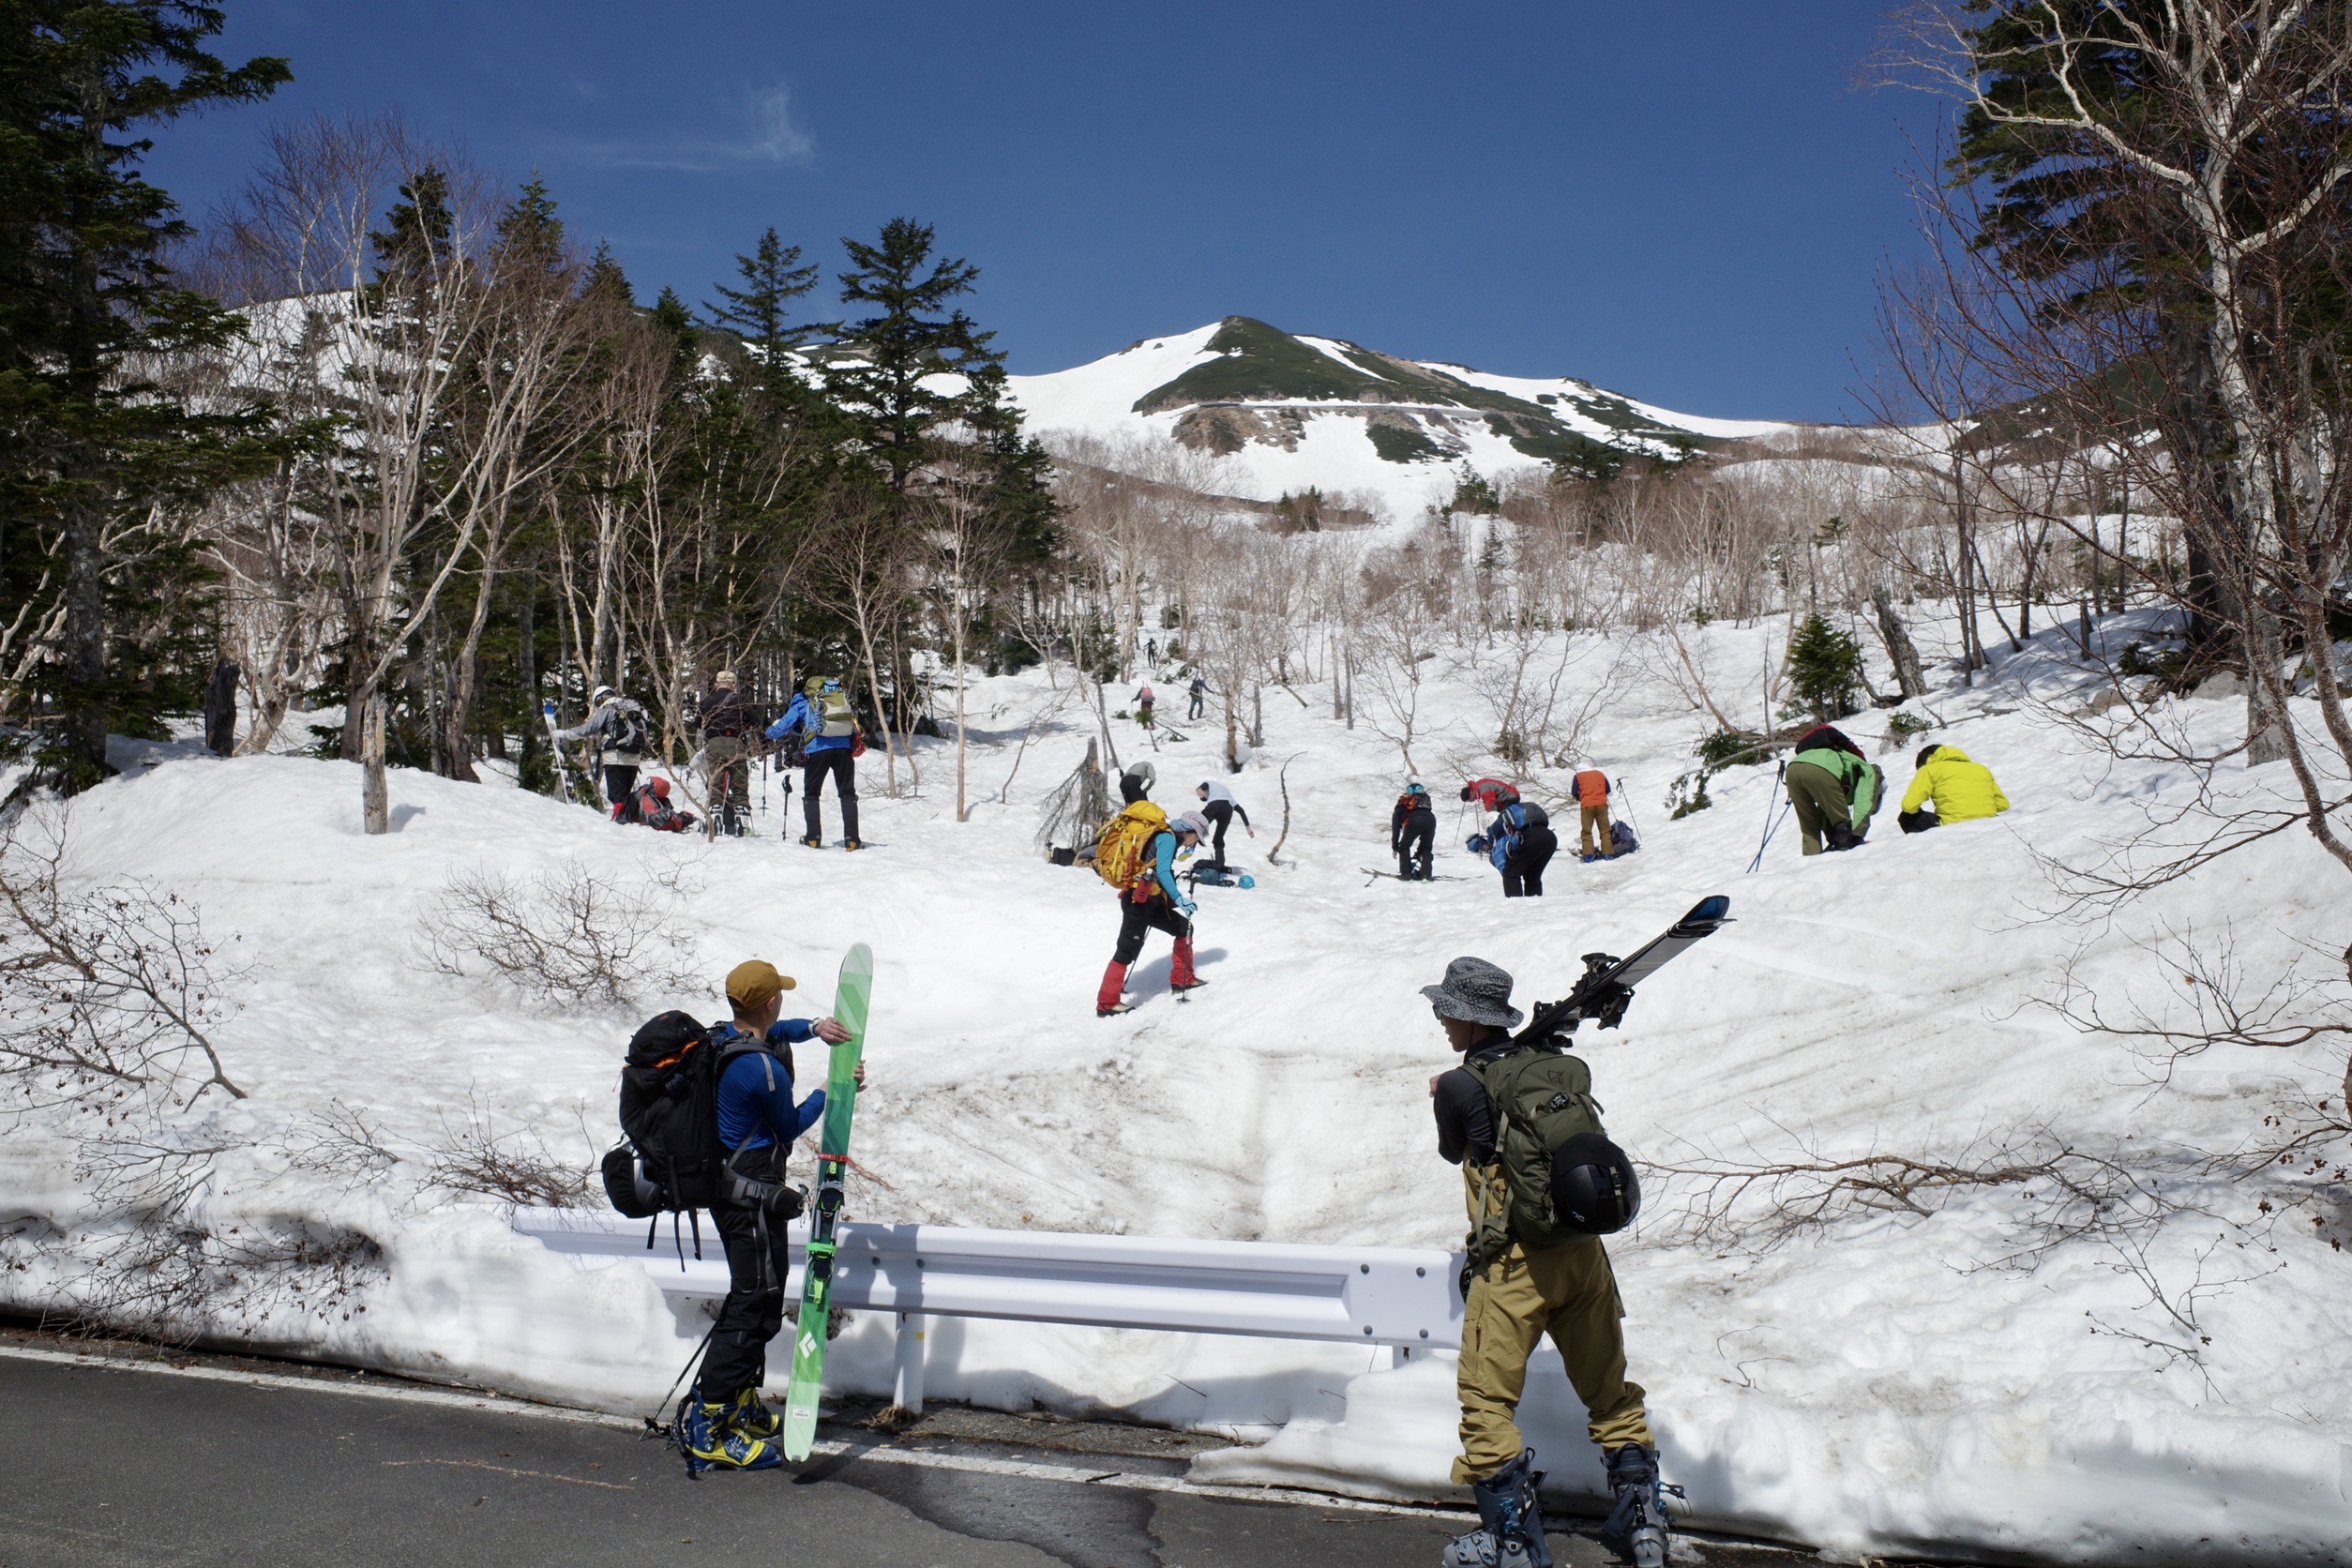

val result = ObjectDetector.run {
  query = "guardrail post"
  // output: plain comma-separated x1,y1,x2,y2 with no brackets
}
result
892,1311,926,1415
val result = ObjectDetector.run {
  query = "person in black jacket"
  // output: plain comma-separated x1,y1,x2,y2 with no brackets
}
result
1391,782,1437,881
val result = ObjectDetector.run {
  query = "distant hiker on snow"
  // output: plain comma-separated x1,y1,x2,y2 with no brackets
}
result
1460,777,1520,813
1572,767,1616,863
1187,672,1207,721
1093,801,1204,1017
1470,794,1557,898
204,657,239,757
1392,782,1438,881
629,776,696,833
1194,778,1254,871
674,958,860,1471
697,671,758,832
769,676,863,851
1898,745,2010,835
1120,759,1155,806
551,685,651,822
1783,724,1883,856
1422,957,1666,1568
1134,685,1157,739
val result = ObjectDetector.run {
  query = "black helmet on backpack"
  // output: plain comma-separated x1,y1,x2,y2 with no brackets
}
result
1549,1132,1641,1234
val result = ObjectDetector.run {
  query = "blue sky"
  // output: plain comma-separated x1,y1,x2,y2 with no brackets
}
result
149,3,1948,423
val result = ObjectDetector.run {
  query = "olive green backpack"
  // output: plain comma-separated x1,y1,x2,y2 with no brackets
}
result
1464,1044,1607,1271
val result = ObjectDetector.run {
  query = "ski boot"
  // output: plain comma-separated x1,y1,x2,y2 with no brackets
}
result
1440,1449,1552,1568
1096,1002,1134,1018
800,835,824,848
1599,1444,1681,1568
729,1386,782,1441
675,1395,782,1475
843,838,863,852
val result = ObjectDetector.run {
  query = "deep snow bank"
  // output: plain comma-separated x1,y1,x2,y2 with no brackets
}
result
4,614,2350,1562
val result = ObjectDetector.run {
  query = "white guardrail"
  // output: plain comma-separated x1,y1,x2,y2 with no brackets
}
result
513,1208,1465,1414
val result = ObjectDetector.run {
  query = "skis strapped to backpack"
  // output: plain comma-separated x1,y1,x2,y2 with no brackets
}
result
1513,895,1731,1045
779,942,873,1461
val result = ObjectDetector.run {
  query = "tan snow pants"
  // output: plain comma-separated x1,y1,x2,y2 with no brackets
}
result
1453,1238,1652,1483
1579,805,1614,858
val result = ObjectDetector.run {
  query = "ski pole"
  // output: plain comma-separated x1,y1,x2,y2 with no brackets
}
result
1614,776,1642,841
1746,761,1789,874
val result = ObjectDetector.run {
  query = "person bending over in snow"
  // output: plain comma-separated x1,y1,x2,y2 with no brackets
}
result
1093,802,1204,1017
1470,795,1557,898
1782,724,1883,857
550,685,651,822
676,959,862,1472
1424,957,1667,1568
1119,759,1155,806
629,776,696,833
1897,744,2010,835
768,676,863,851
1460,776,1520,813
1194,778,1253,871
1393,782,1438,881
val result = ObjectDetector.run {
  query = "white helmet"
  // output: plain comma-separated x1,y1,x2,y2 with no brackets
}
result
591,685,616,704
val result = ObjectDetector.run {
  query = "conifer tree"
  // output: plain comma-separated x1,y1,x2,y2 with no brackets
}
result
828,217,1005,493
0,0,289,786
705,226,819,405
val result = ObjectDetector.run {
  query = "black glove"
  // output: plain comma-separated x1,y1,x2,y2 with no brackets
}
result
1457,1258,1476,1302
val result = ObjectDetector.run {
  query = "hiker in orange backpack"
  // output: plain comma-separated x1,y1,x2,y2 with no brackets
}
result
1573,766,1616,862
1093,802,1203,1017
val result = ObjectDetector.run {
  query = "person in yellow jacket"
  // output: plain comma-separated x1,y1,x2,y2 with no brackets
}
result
1898,744,2011,834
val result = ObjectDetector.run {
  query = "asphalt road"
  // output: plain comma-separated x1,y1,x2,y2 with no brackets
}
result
0,1345,1804,1568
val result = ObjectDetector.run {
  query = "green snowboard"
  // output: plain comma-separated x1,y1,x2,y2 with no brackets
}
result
780,942,871,1460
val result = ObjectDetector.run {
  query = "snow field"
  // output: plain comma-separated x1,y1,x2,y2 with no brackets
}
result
3,606,2350,1562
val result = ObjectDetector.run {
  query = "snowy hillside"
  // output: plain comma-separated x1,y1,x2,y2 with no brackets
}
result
5,611,2350,1562
1009,318,1800,520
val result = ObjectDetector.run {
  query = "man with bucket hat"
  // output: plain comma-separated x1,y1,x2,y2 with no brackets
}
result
1423,957,1664,1568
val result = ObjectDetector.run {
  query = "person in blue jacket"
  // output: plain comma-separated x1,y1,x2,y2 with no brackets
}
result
683,958,864,1471
1468,797,1559,898
768,675,862,851
1096,815,1205,1017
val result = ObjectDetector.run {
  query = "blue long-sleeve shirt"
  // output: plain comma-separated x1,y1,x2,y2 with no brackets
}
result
712,1019,825,1154
1150,827,1186,902
767,693,855,754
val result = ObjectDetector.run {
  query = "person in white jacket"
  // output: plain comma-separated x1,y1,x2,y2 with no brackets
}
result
1194,778,1254,871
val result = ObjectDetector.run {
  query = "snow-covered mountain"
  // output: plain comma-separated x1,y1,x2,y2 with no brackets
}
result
1009,317,1800,518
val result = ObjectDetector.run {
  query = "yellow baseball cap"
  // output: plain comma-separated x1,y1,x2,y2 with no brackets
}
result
725,959,795,1012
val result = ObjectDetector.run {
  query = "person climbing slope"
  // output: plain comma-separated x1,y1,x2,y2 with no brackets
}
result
1782,724,1882,857
1898,744,2010,835
1194,778,1254,871
1470,794,1557,898
1187,672,1208,721
1134,684,1158,745
698,670,757,835
1120,759,1155,805
551,685,652,822
768,676,863,851
1093,802,1204,1018
1393,782,1438,881
1571,766,1615,863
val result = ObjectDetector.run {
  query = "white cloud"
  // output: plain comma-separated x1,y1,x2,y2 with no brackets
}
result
745,83,816,167
579,79,816,173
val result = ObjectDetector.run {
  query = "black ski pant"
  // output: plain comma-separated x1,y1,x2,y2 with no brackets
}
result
1501,826,1558,897
1113,894,1191,965
695,1174,792,1404
1395,810,1435,880
603,764,640,822
1188,692,1205,720
803,749,859,843
1202,799,1236,868
1898,808,1938,835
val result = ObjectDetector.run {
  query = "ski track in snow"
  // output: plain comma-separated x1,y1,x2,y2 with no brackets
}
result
4,606,2351,1560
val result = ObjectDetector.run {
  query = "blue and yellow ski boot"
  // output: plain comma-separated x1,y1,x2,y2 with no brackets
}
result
675,1395,782,1475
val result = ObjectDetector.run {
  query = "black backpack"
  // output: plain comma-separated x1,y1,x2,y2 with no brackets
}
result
603,1010,725,1219
608,701,649,756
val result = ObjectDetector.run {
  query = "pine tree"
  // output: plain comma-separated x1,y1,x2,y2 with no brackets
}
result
828,217,1004,493
580,241,632,309
705,226,819,404
0,0,289,786
1786,613,1865,724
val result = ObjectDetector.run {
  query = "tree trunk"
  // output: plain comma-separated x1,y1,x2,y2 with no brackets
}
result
361,693,389,834
1871,588,1927,699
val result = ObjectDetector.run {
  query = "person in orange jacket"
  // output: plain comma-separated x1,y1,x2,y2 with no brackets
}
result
1572,767,1615,861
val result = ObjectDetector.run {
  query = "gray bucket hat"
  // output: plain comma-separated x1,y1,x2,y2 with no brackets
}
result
1419,957,1524,1029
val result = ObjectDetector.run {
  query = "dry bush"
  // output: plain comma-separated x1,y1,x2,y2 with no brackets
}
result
0,811,247,1114
424,1093,594,1208
421,858,700,1006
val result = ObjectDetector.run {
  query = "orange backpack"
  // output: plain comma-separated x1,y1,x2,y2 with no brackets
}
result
1093,802,1168,894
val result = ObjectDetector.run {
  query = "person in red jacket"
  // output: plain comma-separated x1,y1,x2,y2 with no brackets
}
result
1572,767,1615,861
1460,777,1520,813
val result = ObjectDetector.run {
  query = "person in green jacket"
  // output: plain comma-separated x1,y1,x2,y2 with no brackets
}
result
1783,724,1881,856
1898,744,2010,834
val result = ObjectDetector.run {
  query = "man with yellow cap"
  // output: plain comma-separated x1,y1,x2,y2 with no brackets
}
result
678,957,864,1471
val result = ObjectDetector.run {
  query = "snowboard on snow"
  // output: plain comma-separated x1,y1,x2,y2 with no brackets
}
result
1361,867,1469,884
1513,894,1731,1044
779,942,872,1461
